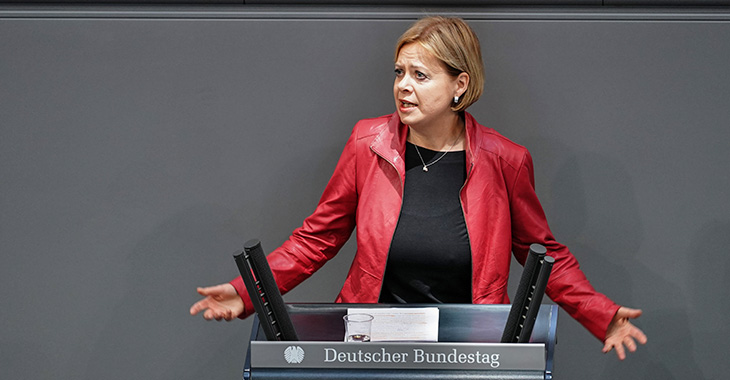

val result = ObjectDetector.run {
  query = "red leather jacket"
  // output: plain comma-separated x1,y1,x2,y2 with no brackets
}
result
231,112,619,341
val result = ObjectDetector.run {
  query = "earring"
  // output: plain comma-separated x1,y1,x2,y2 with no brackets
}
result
453,95,460,104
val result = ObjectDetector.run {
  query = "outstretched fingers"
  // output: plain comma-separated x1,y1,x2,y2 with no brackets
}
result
603,307,648,360
604,339,627,360
190,283,244,321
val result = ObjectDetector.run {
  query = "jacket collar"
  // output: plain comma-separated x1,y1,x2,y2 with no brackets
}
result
370,112,480,178
463,112,479,172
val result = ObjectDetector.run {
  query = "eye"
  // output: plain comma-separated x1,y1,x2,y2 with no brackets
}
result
415,71,428,80
394,68,404,76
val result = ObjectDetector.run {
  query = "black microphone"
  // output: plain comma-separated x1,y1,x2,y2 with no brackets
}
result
501,244,554,343
234,239,298,341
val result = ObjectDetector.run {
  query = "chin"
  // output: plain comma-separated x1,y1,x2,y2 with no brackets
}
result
397,112,421,127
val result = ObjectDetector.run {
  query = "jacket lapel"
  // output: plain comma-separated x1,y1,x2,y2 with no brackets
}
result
369,113,407,185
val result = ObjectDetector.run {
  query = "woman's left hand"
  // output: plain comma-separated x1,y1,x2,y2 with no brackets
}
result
602,306,648,360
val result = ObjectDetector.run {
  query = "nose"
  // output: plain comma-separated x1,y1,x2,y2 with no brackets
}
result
395,74,413,93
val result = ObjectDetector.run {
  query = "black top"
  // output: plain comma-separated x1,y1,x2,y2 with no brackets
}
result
379,142,471,304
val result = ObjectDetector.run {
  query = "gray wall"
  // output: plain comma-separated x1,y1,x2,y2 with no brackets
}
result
1,5,728,380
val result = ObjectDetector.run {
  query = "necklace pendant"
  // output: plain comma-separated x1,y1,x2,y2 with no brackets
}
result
423,166,429,172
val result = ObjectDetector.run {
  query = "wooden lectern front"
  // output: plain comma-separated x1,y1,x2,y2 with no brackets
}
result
242,303,558,380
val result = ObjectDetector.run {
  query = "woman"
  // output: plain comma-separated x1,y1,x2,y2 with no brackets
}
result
190,16,646,360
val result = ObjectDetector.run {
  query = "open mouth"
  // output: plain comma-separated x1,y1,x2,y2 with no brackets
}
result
400,100,417,107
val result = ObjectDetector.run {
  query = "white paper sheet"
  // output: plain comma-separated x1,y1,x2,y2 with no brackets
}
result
347,307,440,342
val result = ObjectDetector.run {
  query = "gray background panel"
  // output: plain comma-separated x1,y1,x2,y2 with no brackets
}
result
1,6,728,380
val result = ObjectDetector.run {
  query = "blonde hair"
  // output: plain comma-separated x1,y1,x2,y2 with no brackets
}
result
395,16,484,112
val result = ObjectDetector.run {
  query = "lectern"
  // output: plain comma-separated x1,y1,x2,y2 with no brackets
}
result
242,303,558,380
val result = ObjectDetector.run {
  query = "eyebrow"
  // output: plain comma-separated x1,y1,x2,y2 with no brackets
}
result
394,62,428,71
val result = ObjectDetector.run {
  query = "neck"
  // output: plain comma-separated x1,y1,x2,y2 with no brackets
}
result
407,113,465,151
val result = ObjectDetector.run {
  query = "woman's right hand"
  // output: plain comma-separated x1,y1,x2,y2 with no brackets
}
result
189,283,244,321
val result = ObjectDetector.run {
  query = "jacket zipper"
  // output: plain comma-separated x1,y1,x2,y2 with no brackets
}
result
370,146,405,302
460,162,475,302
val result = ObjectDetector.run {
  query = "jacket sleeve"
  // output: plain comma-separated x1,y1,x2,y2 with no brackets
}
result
508,150,620,342
230,126,360,318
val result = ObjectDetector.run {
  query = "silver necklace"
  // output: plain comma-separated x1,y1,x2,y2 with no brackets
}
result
413,127,464,172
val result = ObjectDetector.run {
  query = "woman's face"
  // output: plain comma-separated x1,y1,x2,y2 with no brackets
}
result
393,43,467,130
